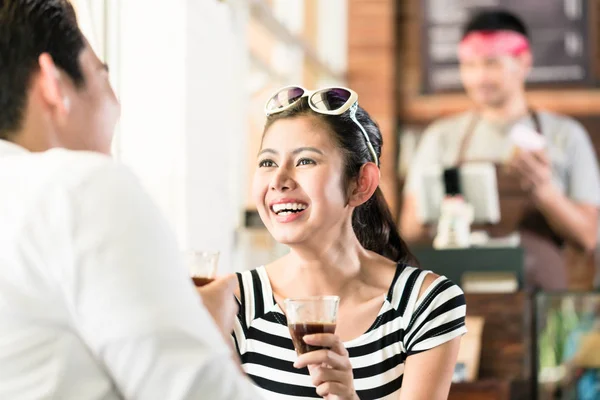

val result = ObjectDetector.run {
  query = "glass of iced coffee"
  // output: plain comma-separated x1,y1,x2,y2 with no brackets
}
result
284,296,340,355
183,251,220,287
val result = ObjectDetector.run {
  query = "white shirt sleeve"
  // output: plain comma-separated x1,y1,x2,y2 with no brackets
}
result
59,162,262,400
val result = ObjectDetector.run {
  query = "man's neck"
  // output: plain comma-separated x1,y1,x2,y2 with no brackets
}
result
10,118,57,152
480,94,529,124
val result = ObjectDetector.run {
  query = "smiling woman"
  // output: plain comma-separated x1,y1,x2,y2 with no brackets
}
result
255,86,403,260
233,86,467,400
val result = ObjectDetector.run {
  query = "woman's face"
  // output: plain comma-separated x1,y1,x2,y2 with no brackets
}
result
253,115,351,246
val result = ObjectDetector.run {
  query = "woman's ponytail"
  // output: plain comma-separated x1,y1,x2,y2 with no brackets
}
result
352,187,415,264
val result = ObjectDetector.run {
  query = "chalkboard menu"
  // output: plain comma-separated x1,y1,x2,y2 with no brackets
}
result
421,0,593,93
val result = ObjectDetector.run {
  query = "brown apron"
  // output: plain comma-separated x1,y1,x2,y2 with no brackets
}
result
456,111,568,290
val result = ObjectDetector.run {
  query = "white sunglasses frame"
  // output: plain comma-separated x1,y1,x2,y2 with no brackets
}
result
264,85,379,167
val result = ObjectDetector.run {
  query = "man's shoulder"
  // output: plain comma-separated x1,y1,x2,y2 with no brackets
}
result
37,149,134,190
1,149,138,200
537,110,587,134
537,110,592,148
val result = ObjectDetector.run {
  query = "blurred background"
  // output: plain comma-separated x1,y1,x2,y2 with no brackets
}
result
69,1,600,398
70,0,351,271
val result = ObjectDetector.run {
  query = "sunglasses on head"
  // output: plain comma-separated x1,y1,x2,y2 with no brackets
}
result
264,85,379,167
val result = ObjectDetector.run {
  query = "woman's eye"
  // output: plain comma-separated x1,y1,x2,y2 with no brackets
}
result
297,158,315,166
259,159,276,168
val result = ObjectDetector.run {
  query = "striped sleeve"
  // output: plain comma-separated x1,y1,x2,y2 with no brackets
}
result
232,273,248,355
232,269,274,356
403,276,467,355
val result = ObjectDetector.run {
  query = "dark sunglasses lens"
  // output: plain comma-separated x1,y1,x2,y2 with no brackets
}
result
266,87,305,112
310,88,352,112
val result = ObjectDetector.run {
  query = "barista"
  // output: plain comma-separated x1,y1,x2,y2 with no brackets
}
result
401,10,600,290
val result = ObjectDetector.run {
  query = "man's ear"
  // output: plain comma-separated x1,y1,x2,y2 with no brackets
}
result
347,162,380,207
37,53,71,115
518,50,533,76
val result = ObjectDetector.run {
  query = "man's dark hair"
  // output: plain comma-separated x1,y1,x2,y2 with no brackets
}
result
0,0,85,140
463,9,529,40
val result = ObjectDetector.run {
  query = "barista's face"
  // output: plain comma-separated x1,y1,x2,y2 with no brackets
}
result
460,53,531,108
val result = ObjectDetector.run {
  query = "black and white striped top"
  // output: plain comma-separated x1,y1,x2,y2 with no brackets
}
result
233,264,467,400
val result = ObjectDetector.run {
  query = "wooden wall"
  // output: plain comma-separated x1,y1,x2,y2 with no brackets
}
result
347,0,399,215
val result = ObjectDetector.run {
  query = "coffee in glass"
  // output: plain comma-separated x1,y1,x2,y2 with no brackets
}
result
284,296,340,355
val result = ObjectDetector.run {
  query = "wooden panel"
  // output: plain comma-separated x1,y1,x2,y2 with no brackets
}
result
465,292,532,382
449,380,511,400
347,0,394,48
397,0,422,101
348,50,395,87
447,293,534,400
303,0,318,89
401,91,600,123
348,0,399,216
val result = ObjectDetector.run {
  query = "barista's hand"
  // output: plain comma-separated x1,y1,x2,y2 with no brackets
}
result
196,275,239,337
510,149,552,195
294,334,359,400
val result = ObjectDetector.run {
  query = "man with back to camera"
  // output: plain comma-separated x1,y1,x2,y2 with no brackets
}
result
0,1,263,398
400,9,600,290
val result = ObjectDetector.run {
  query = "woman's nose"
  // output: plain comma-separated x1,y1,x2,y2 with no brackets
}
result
270,167,296,192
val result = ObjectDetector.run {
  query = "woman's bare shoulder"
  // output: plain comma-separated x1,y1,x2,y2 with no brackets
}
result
364,252,403,290
417,271,441,300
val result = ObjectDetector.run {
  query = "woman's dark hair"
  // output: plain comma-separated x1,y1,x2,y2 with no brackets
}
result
463,9,529,39
263,95,415,264
0,0,85,140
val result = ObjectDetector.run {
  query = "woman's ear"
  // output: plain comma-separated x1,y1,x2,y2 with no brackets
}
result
347,162,380,207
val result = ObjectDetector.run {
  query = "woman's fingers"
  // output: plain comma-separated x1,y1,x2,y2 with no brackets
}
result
309,365,348,387
304,333,348,356
293,333,350,369
294,348,351,370
315,381,354,398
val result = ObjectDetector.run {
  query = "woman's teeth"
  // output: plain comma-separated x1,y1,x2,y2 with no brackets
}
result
272,203,308,215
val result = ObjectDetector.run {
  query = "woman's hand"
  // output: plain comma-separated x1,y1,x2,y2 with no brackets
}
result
293,334,359,400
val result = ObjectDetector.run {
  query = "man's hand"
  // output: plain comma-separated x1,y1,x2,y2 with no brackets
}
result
509,149,552,195
196,275,238,337
509,148,598,251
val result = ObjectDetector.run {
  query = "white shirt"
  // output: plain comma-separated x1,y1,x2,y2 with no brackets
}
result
0,140,261,400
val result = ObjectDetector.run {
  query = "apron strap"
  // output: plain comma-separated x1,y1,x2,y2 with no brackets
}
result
456,112,480,165
530,109,542,135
